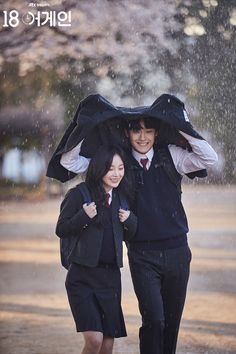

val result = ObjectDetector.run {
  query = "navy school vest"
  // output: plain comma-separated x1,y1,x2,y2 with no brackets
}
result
130,148,189,244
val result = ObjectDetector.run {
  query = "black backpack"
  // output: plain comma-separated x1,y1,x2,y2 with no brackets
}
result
60,183,92,270
59,183,129,270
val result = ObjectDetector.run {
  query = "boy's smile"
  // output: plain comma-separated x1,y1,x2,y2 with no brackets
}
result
128,120,157,154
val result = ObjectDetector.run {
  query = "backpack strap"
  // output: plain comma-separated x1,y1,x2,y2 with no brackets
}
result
78,182,92,204
117,190,129,210
156,147,182,195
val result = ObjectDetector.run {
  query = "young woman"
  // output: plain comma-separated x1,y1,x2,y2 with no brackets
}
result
56,145,137,354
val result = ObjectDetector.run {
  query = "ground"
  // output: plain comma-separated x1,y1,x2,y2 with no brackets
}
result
0,185,236,354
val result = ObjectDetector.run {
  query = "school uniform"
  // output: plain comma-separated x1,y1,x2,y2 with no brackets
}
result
58,132,218,353
56,183,137,338
127,149,191,353
114,137,215,354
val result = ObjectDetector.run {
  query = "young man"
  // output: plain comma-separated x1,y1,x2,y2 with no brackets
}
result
60,116,218,354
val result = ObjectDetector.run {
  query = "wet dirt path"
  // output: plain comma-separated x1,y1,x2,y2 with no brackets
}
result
0,185,236,354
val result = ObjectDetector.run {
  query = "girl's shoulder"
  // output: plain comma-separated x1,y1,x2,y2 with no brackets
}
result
60,183,90,211
64,182,87,199
69,182,92,203
74,181,87,192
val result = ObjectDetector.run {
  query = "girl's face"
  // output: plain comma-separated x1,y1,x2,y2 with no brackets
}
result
102,154,125,192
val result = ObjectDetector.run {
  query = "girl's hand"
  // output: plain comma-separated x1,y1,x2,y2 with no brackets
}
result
83,202,97,219
119,208,130,223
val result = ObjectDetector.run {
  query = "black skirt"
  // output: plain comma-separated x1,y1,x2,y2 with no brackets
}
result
65,262,127,338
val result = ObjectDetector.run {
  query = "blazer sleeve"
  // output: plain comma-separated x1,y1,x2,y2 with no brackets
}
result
55,187,92,239
123,211,137,241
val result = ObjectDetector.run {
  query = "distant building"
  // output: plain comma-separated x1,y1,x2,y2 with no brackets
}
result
2,148,45,183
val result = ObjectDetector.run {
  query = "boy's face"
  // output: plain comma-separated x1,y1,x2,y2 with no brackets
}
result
127,120,157,154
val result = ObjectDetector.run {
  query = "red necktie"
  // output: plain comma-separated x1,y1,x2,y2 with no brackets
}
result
140,158,148,171
105,193,110,208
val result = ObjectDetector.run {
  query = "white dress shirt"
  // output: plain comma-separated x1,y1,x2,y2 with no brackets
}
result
60,131,218,176
132,148,154,170
60,141,91,174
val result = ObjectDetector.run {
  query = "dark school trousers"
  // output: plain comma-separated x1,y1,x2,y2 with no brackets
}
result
128,244,192,354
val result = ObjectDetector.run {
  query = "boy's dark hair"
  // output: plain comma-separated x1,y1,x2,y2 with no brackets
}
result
85,144,133,206
125,116,161,132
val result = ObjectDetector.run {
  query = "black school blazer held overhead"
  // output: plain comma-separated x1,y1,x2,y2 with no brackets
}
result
56,183,137,268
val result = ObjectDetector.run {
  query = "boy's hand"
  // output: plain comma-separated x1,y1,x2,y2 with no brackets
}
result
119,208,130,223
83,202,97,218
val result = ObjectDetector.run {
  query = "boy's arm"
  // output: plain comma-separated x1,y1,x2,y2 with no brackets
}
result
169,131,218,176
60,140,90,174
123,211,137,241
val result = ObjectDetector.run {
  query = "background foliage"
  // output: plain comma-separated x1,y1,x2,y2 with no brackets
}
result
0,0,235,183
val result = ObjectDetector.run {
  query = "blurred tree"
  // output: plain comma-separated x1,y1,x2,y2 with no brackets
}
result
0,0,235,182
164,0,236,182
0,0,177,105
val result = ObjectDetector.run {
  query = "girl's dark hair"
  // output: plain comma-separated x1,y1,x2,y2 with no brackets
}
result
85,144,133,206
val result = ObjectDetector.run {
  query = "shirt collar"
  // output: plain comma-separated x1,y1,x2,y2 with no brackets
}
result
132,147,154,168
